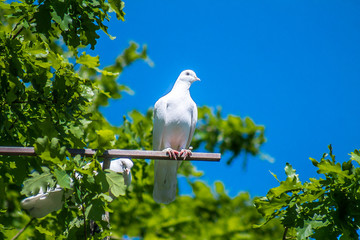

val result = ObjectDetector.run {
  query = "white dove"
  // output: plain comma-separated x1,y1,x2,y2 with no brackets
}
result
21,158,133,218
103,158,133,186
20,186,64,218
153,69,200,204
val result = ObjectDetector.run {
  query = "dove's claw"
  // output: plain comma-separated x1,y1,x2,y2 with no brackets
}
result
179,149,192,160
163,148,179,160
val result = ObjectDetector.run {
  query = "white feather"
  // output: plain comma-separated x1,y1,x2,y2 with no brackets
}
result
153,70,199,204
21,186,64,218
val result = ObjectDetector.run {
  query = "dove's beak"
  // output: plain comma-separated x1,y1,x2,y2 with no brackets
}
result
195,77,200,81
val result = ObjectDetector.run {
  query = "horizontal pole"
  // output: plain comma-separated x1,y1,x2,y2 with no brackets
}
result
0,147,221,162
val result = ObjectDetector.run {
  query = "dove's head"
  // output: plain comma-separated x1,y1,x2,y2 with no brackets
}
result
120,158,134,171
178,70,200,84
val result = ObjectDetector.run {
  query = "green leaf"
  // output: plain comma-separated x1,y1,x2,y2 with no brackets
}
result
21,167,55,196
54,169,71,189
214,181,225,195
35,225,54,236
109,0,126,21
68,217,83,230
191,181,213,200
98,193,113,202
34,137,66,164
85,198,106,221
50,3,73,31
193,106,266,166
268,175,302,198
310,157,319,167
34,4,52,36
317,160,350,179
296,216,329,240
77,52,100,68
254,194,290,217
95,170,110,193
284,163,298,179
105,170,126,197
178,161,203,177
350,150,360,165
96,129,115,149
27,42,49,58
256,147,360,240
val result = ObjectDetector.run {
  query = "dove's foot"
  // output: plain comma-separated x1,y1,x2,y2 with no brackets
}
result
179,148,192,160
163,148,179,160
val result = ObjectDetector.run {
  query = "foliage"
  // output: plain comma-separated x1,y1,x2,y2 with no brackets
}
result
110,179,283,240
255,145,360,240
193,106,266,166
0,0,273,239
0,0,147,238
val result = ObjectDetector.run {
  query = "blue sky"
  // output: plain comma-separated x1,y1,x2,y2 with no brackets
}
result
90,0,360,198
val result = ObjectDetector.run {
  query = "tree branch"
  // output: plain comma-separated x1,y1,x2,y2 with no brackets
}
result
81,193,88,240
11,17,35,40
11,217,35,240
282,226,288,240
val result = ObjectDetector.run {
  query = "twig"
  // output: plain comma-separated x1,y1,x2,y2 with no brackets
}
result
82,205,87,240
12,26,25,40
89,157,111,239
10,19,23,39
102,157,111,240
11,217,35,240
79,193,88,240
282,226,288,240
79,186,88,240
11,17,35,40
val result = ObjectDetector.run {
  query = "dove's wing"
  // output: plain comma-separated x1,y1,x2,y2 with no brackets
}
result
153,97,167,151
153,95,180,204
21,187,64,218
185,100,197,149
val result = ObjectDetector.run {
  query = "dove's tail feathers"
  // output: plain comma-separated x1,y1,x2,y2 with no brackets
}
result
153,160,179,204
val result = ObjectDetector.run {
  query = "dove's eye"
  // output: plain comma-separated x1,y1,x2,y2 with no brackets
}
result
186,72,190,76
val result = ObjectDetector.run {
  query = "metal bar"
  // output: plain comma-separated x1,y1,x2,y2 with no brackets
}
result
0,147,221,162
0,147,37,156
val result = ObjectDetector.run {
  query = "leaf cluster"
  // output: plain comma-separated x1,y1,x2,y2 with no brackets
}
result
110,177,283,240
0,0,271,239
193,106,266,166
0,0,148,238
255,145,360,240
